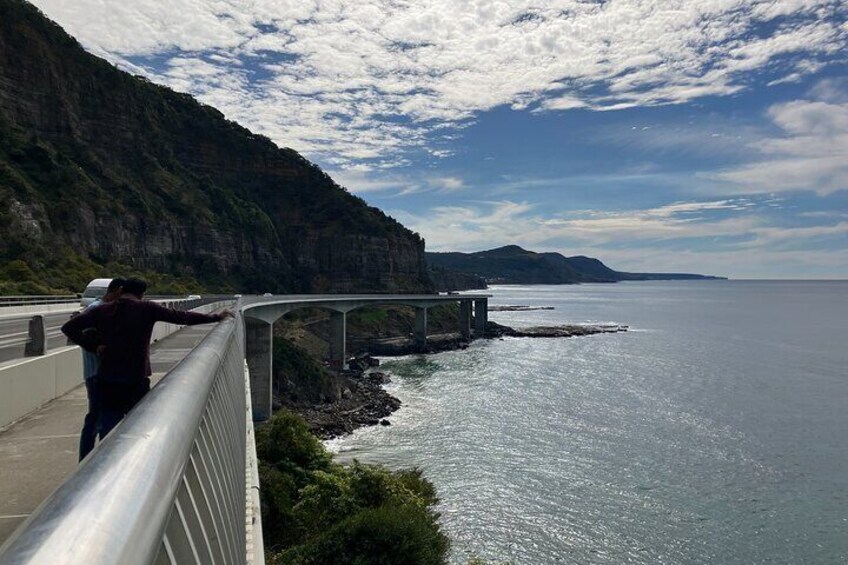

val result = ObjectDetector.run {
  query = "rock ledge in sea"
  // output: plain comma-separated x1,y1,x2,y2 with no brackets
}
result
485,320,628,338
295,322,627,440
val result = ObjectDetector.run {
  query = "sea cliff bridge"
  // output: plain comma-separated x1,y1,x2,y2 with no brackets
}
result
0,293,489,564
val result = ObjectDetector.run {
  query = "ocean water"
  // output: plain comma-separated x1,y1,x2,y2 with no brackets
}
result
329,281,848,564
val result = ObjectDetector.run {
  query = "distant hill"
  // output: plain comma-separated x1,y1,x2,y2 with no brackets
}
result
0,0,432,295
426,246,726,287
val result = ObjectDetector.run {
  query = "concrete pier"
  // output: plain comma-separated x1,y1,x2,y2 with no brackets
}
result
459,300,472,339
474,298,488,337
414,307,428,349
329,311,346,372
245,316,273,422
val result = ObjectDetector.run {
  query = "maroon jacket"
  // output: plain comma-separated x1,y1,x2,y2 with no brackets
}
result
62,298,223,383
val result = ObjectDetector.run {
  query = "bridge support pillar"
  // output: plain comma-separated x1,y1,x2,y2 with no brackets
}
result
459,300,472,340
415,307,428,349
245,317,273,422
473,298,488,338
329,311,347,371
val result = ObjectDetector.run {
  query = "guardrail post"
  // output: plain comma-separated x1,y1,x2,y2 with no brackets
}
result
415,307,428,349
459,300,472,339
473,298,487,338
24,315,46,356
245,317,273,422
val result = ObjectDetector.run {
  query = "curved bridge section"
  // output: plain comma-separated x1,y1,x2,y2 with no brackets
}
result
0,293,487,565
242,294,488,421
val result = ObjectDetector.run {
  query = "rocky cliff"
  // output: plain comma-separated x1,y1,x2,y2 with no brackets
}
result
0,0,432,294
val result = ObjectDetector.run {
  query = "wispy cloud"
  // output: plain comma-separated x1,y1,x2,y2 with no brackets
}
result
395,196,846,256
32,0,848,168
572,245,848,279
330,169,466,196
708,98,848,195
746,222,848,248
397,197,847,277
394,198,756,249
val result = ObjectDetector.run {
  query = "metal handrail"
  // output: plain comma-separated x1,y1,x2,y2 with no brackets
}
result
0,316,248,564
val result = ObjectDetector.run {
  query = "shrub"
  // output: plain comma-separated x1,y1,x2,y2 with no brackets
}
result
292,468,357,534
259,462,300,551
257,410,450,564
256,410,332,473
273,504,449,565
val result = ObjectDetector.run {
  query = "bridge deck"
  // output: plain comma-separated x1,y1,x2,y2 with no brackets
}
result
0,324,217,545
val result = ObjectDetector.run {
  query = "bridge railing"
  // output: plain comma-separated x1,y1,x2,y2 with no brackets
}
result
0,314,257,565
0,295,78,307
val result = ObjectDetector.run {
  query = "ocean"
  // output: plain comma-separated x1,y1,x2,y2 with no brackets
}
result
329,281,848,564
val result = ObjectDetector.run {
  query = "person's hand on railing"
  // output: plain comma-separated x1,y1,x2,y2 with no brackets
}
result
216,310,235,321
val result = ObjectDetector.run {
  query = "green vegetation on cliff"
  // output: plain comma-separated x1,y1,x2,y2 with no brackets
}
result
272,336,341,406
0,0,431,294
257,410,450,564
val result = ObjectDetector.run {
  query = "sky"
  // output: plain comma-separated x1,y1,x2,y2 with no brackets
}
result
32,0,848,278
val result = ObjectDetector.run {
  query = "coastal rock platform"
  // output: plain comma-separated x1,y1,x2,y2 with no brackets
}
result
296,321,628,439
486,320,628,338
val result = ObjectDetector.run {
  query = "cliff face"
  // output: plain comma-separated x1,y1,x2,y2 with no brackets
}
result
0,0,431,293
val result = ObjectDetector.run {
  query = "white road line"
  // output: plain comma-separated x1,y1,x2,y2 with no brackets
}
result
2,434,78,441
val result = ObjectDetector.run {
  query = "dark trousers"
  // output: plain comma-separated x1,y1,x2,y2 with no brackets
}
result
98,378,151,440
79,378,101,461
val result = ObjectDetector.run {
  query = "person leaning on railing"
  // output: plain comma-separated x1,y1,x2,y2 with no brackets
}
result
61,278,234,442
76,277,124,461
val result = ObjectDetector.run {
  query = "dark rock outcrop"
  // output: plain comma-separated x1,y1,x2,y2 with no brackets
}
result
484,320,627,338
295,368,402,439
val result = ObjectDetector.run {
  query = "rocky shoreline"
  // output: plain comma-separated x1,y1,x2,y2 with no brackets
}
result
488,305,555,311
294,320,628,440
293,363,400,439
486,320,628,338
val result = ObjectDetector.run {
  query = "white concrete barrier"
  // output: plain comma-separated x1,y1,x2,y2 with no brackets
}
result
0,298,203,320
0,301,232,430
0,346,83,430
0,304,79,319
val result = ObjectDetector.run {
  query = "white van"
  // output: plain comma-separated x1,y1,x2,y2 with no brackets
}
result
80,278,113,308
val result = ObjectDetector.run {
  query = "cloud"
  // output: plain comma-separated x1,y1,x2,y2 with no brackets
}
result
570,245,848,279
745,221,848,247
328,169,466,196
31,0,848,167
395,196,848,255
708,99,848,195
396,197,848,277
432,176,465,193
394,198,763,251
329,169,404,193
809,77,848,103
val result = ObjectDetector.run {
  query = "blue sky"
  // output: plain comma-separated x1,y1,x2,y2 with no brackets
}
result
33,0,848,278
